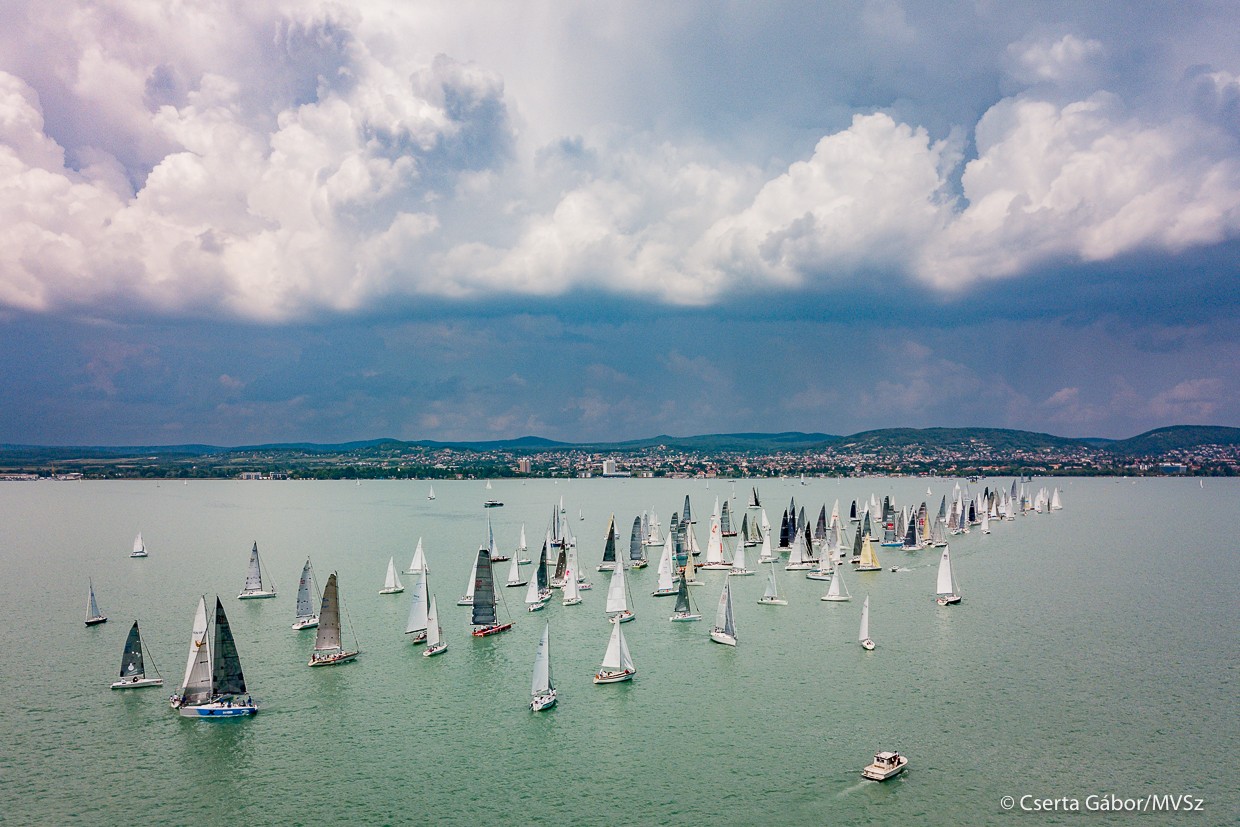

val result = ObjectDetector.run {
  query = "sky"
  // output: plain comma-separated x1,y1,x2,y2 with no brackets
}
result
1,0,1238,445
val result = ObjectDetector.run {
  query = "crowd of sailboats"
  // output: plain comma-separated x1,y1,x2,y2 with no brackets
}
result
90,477,1059,718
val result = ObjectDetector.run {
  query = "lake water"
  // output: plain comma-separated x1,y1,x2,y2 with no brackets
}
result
1,477,1235,825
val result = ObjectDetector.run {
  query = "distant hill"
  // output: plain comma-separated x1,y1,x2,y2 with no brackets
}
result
1106,425,1240,455
835,427,1087,452
594,432,839,452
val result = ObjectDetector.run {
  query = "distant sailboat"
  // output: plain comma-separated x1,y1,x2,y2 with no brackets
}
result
628,516,647,569
292,558,320,629
405,537,429,575
170,596,256,716
85,579,107,626
404,571,430,643
757,560,787,605
505,549,527,588
516,524,531,564
427,484,436,500
859,595,875,650
308,573,360,666
470,548,514,637
652,534,678,596
422,594,446,657
130,532,147,558
855,535,882,572
380,557,405,594
934,545,962,606
526,534,551,611
593,616,636,683
598,514,618,572
604,550,634,623
237,542,277,599
702,513,731,570
111,621,163,689
709,580,738,645
530,623,557,711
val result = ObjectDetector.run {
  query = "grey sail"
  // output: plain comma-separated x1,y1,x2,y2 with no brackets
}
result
601,516,617,564
471,549,497,627
295,559,315,619
720,500,732,534
629,516,643,561
673,575,691,613
315,574,343,653
119,621,145,679
244,543,264,591
211,598,247,698
536,542,549,591
683,495,692,524
815,506,828,541
553,545,567,583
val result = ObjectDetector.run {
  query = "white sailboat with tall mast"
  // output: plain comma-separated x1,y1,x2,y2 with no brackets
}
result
710,580,738,645
516,523,531,564
652,534,678,596
593,616,636,683
529,623,557,711
859,595,875,650
422,594,446,657
669,573,701,621
729,534,754,576
605,550,635,623
702,513,732,570
427,483,436,500
308,572,360,666
404,571,430,643
821,560,852,601
380,557,405,594
757,559,787,605
292,557,320,629
130,532,147,558
562,565,582,606
458,553,479,606
934,544,962,605
111,621,163,689
85,579,107,626
237,542,277,599
170,596,256,716
404,537,428,575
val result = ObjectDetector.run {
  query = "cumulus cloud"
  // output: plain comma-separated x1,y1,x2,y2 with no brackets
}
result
0,3,1238,320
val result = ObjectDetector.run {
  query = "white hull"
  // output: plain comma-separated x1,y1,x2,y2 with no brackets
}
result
860,638,876,650
701,562,732,570
821,594,852,602
669,612,701,622
562,596,582,606
854,565,882,572
804,571,832,581
292,616,319,630
728,568,754,576
526,601,547,612
309,649,359,667
379,586,405,595
936,594,962,606
129,551,148,558
756,597,787,606
406,630,428,644
238,590,277,600
423,642,447,657
111,676,163,690
530,689,558,711
593,668,635,684
862,754,908,781
651,587,678,597
784,563,813,571
709,629,737,646
609,610,635,624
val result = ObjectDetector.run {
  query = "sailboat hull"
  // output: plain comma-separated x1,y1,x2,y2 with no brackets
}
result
709,629,737,646
110,676,164,690
237,590,277,599
423,642,447,657
821,595,852,602
129,551,148,558
379,587,405,595
530,690,558,711
669,612,701,622
85,616,108,626
593,668,635,684
176,700,257,717
651,587,678,596
936,594,962,606
292,616,319,630
729,568,755,576
804,571,832,581
756,597,787,606
471,622,514,637
608,610,634,624
860,639,876,650
308,649,359,667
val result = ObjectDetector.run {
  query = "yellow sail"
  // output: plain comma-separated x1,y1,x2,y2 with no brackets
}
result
858,536,880,570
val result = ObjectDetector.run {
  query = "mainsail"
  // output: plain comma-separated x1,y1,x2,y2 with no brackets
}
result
119,622,146,679
315,573,343,654
471,549,498,627
211,598,247,698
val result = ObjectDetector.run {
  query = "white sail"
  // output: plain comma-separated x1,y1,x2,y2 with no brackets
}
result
518,523,528,552
822,562,851,601
599,618,634,672
711,580,737,643
178,596,212,705
405,572,429,636
859,595,871,642
605,556,629,615
757,520,774,562
131,532,147,557
654,535,675,592
531,623,552,696
460,555,479,604
703,514,728,567
382,557,404,593
763,561,780,600
239,542,276,597
427,484,435,500
314,574,343,654
425,595,442,648
294,558,317,622
563,565,580,604
936,545,959,599
406,537,428,574
506,553,525,587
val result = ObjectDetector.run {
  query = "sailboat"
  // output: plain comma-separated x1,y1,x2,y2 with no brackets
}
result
756,510,776,563
237,542,277,599
130,532,147,558
604,551,634,623
701,513,732,569
934,544,962,606
404,571,430,643
530,623,557,711
470,548,514,637
598,514,618,571
458,553,479,605
757,559,787,605
423,594,446,656
859,595,875,650
855,534,882,572
821,561,852,601
526,534,551,611
308,572,360,666
405,537,428,575
292,558,320,629
562,565,582,606
628,516,647,569
427,484,436,500
652,534,678,596
170,596,256,716
729,532,753,576
85,579,108,626
709,580,738,645
593,616,636,683
380,557,405,594
505,549,527,588
516,524,531,564
669,574,701,621
111,621,163,689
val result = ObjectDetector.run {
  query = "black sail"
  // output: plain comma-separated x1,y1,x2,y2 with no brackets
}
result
536,542,549,591
212,598,247,698
119,621,144,678
629,516,643,561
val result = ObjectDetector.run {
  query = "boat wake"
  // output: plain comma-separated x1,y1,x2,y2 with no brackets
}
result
836,781,871,798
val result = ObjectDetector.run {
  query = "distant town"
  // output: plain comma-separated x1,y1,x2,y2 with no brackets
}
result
2,425,1237,480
